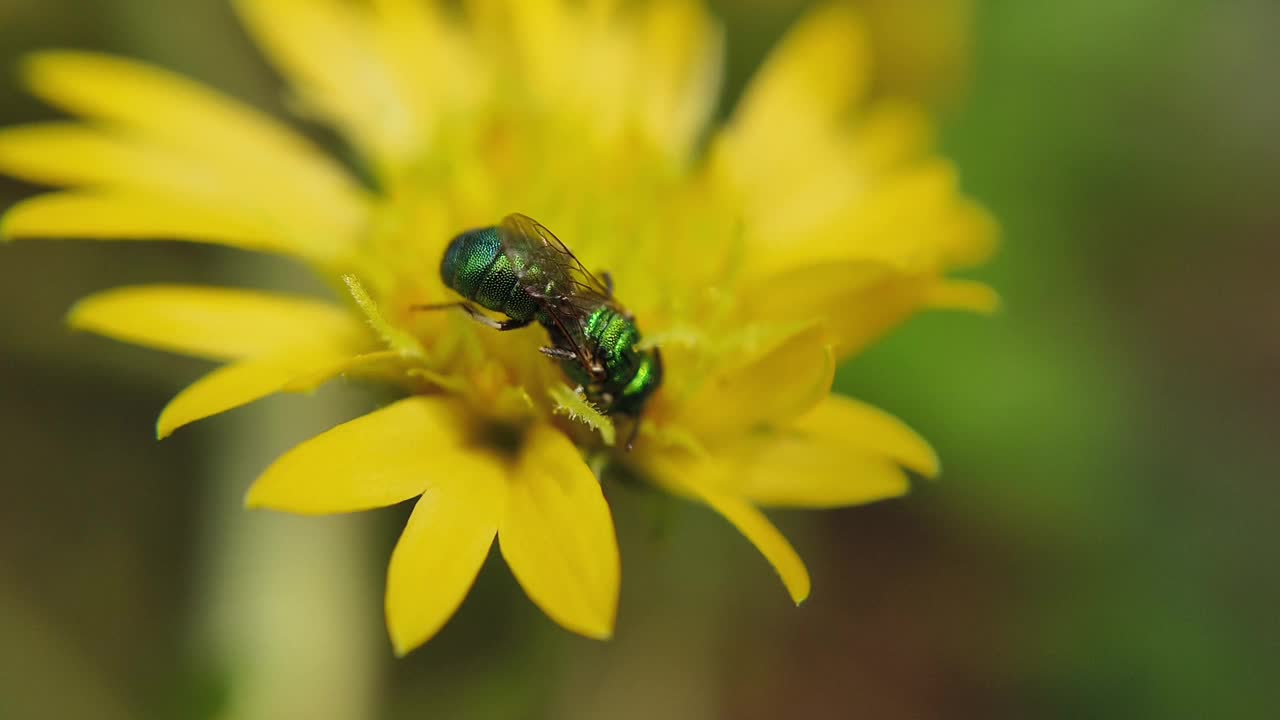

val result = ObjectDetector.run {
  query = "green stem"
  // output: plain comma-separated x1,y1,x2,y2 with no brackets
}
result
191,395,384,720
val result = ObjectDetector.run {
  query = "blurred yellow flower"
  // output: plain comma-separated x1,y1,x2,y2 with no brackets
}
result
0,0,995,654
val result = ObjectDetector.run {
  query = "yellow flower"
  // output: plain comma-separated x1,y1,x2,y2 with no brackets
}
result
0,0,995,654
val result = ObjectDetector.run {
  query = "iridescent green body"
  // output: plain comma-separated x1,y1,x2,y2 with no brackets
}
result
440,227,544,324
552,305,663,416
439,224,662,420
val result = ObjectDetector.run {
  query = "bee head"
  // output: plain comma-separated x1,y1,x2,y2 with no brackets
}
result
440,226,501,292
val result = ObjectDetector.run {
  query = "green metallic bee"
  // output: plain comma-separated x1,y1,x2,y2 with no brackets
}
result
419,213,663,449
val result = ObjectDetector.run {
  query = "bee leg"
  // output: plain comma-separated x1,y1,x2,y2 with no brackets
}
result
410,301,530,331
539,346,578,360
494,316,533,331
454,304,532,331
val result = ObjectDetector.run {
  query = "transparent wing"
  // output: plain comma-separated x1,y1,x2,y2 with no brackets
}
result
497,213,613,378
498,213,613,304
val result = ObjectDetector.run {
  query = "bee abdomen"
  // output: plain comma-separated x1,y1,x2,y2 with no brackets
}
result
584,307,639,371
588,305,660,414
616,350,662,414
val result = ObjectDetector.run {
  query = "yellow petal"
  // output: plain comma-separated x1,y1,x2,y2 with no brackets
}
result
498,424,620,640
735,443,910,509
737,134,973,267
637,0,723,158
740,261,928,361
924,280,1001,314
0,128,357,261
852,99,934,177
0,124,159,187
746,159,961,273
566,7,633,146
730,393,938,508
857,165,998,273
68,285,365,362
803,395,939,478
721,4,868,202
682,324,835,436
730,132,866,254
369,0,483,162
2,191,297,256
21,52,366,254
746,262,999,361
654,462,810,604
156,346,362,439
247,396,499,514
714,53,936,264
938,199,999,270
235,0,436,178
280,349,408,392
733,3,870,139
0,127,359,263
22,52,347,183
830,161,982,270
503,0,572,106
368,0,443,114
386,472,503,656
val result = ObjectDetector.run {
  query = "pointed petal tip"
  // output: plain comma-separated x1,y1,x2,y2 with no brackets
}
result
242,483,268,510
582,623,615,642
966,287,1002,315
384,482,502,658
155,398,195,440
922,453,942,480
786,568,812,606
241,476,286,512
385,600,424,658
550,613,615,642
664,469,813,611
927,280,1002,315
910,438,942,480
388,633,414,659
574,605,617,641
64,293,109,332
498,427,622,644
797,395,943,483
64,301,84,328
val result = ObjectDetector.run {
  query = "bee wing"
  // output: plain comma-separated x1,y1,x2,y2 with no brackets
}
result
497,214,612,379
498,214,614,299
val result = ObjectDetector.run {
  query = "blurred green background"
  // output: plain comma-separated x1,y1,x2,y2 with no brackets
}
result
2,1,1277,718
